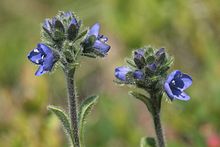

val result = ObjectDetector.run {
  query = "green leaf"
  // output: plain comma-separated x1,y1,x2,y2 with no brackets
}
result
47,105,74,146
140,137,156,147
129,91,153,113
78,95,99,145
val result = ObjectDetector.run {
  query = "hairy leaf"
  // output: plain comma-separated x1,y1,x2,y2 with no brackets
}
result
78,95,99,145
129,91,153,113
47,105,74,146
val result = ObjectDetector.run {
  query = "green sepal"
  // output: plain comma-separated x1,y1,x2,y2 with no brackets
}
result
146,55,155,64
81,35,96,55
93,49,106,57
145,46,154,56
47,105,74,146
125,58,137,68
159,56,174,74
140,137,156,147
67,23,79,41
129,91,153,113
156,52,166,66
87,35,96,46
113,79,134,86
81,53,97,58
126,71,135,83
75,29,88,41
78,95,99,145
54,19,65,33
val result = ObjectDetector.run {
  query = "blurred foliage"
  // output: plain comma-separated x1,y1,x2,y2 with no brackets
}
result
0,0,220,146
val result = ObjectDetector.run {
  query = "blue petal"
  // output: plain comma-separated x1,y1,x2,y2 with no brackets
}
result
93,40,110,54
170,78,184,89
134,49,145,58
43,19,51,31
172,87,190,101
38,43,52,55
88,23,100,37
133,70,144,79
35,53,55,76
35,66,47,76
166,70,181,84
42,53,54,71
28,44,53,65
164,82,175,100
28,48,44,65
148,63,157,71
181,74,192,90
115,66,132,81
70,17,78,26
50,17,58,26
64,11,73,18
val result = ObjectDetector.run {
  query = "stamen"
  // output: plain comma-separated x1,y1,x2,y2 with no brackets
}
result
41,55,45,59
34,49,39,53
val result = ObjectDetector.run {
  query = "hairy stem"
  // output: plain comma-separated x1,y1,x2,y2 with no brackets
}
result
65,68,80,147
151,93,165,147
152,111,165,147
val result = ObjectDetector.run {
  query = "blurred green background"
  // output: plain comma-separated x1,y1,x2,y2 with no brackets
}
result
0,0,220,146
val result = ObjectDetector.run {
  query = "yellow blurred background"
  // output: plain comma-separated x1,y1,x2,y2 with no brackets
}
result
0,0,220,146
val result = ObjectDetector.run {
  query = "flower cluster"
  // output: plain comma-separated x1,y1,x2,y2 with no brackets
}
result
42,11,81,42
27,11,110,76
115,46,192,101
115,47,173,91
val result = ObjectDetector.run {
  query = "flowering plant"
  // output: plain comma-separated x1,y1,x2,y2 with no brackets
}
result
27,11,110,147
115,46,192,147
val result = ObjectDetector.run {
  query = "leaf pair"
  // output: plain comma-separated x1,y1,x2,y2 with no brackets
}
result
47,95,99,147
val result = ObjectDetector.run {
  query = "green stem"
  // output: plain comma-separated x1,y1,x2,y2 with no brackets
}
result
65,68,80,147
151,93,165,147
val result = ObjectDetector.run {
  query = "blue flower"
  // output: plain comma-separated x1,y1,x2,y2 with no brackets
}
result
42,12,80,41
155,48,165,57
62,11,80,27
28,43,58,76
63,11,73,18
134,49,145,69
82,23,110,56
115,66,132,81
146,63,157,72
133,70,144,79
63,11,81,40
134,49,145,59
43,19,53,33
164,70,192,101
